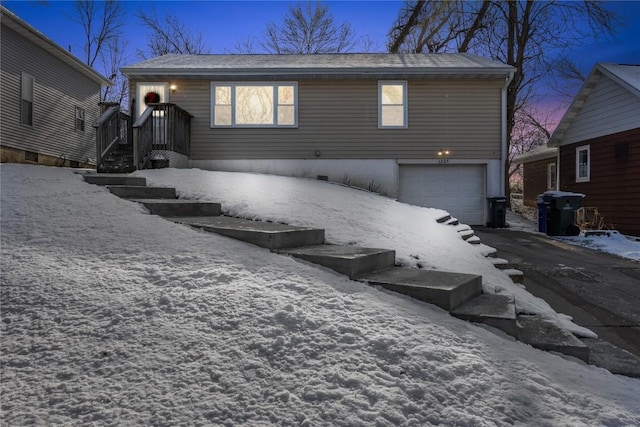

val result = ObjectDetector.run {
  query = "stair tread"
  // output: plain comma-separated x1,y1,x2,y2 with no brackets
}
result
452,294,516,320
281,244,394,259
517,315,589,362
174,216,321,233
359,267,480,291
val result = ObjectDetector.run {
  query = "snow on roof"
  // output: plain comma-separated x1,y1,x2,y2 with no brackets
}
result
512,144,557,164
121,53,514,79
0,6,111,86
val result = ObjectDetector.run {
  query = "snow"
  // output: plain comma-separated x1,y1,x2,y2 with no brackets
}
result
2,164,639,425
508,208,640,262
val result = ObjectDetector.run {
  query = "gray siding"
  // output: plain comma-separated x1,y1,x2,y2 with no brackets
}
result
561,75,640,146
1,24,101,164
133,78,503,161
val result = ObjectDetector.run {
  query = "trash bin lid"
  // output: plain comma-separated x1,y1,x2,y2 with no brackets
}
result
542,190,585,199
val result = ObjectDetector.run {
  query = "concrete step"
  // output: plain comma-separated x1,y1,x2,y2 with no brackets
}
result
358,267,482,311
84,174,146,186
503,269,524,283
280,245,395,279
517,315,590,362
107,185,176,199
173,216,324,250
451,294,518,337
132,199,222,217
490,258,510,269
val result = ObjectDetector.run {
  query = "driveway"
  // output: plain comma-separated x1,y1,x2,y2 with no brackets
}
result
474,227,640,358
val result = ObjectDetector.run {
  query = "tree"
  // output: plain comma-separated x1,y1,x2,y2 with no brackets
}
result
100,37,129,107
137,9,210,58
72,0,124,67
387,1,617,200
262,2,356,54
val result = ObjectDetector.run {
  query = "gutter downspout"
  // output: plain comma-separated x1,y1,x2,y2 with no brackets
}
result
500,71,515,197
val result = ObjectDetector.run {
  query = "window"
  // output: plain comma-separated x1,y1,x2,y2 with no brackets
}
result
547,162,557,190
211,82,297,127
75,106,85,131
24,150,38,162
21,72,34,126
576,145,590,182
379,81,407,128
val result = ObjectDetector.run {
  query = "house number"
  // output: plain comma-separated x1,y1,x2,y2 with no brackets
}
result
438,159,450,164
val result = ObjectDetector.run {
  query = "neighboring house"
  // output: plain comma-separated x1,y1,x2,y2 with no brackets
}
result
121,53,514,225
0,6,110,168
513,144,558,207
548,63,640,236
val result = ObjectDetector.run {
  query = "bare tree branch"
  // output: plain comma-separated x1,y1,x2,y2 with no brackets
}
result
137,8,210,58
71,0,124,67
262,2,356,54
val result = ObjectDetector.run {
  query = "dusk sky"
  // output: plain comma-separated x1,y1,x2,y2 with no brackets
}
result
3,0,640,120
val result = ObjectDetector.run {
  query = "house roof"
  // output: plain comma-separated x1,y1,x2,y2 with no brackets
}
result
121,53,514,80
548,63,640,147
0,6,111,86
512,144,557,164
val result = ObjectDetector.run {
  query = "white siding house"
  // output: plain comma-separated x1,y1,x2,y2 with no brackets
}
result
0,6,110,167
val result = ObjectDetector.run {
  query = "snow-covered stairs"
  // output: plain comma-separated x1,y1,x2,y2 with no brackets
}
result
175,216,324,250
83,173,589,364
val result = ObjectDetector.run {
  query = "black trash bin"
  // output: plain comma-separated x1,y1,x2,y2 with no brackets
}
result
541,191,584,236
487,197,507,228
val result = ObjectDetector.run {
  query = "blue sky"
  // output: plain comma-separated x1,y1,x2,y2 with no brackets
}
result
3,0,639,119
4,0,639,68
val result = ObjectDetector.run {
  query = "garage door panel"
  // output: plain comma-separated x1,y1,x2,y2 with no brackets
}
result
398,165,486,225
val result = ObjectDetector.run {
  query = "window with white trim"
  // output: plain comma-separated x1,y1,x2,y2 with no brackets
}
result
547,162,557,190
211,82,297,127
378,81,407,128
21,72,34,126
576,145,590,182
75,106,86,131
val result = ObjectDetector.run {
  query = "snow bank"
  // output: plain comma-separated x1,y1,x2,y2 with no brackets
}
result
136,168,593,335
2,164,639,425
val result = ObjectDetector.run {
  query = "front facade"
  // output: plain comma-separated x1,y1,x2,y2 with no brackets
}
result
548,63,640,236
0,6,110,168
122,53,514,225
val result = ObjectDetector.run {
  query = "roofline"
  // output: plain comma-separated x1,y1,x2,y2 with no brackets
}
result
598,63,640,98
121,67,514,79
512,146,557,164
0,6,112,86
548,63,640,147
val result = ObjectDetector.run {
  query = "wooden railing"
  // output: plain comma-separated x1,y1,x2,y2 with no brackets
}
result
132,103,192,170
93,103,131,171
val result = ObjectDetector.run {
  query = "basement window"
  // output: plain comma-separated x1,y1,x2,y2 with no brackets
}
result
24,150,38,163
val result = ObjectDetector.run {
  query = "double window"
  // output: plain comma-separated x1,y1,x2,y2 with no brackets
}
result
576,145,590,182
21,72,34,126
211,83,297,127
378,81,407,128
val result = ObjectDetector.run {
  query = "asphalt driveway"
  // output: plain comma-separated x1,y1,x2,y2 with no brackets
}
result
474,227,640,358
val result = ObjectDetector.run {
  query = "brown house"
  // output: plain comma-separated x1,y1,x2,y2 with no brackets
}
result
548,63,640,236
513,145,558,208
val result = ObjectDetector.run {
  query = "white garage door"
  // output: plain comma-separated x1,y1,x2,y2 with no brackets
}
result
398,164,486,225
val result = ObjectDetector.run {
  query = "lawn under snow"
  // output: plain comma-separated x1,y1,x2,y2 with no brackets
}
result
1,164,639,426
136,168,593,337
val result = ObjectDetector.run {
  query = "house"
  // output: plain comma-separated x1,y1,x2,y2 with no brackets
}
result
0,6,110,168
513,144,558,207
547,63,640,236
120,53,514,225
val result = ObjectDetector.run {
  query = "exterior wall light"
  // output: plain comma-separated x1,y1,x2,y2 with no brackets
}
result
437,149,451,156
170,84,177,93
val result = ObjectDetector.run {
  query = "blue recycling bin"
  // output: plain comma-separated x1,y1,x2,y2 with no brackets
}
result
536,196,548,233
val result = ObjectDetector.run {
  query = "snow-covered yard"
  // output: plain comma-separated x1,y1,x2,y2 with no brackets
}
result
1,164,639,425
